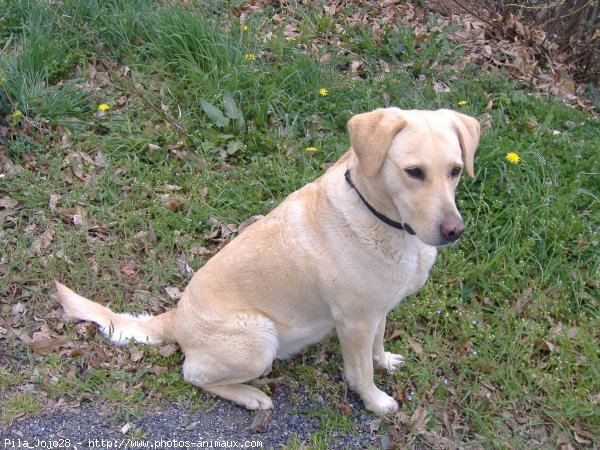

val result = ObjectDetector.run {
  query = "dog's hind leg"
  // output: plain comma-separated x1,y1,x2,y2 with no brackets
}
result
182,351,275,410
179,312,278,410
202,383,273,410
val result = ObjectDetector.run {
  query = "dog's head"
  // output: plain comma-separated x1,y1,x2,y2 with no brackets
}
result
348,108,480,247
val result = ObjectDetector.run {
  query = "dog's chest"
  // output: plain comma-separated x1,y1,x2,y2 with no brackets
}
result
350,234,437,307
394,246,437,294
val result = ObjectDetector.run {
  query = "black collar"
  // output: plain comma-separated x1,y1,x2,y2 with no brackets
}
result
344,169,416,235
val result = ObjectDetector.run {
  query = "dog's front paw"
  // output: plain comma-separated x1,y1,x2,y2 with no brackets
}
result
374,351,405,373
362,389,399,416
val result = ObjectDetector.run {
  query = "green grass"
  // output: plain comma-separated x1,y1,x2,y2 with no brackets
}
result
1,0,598,447
0,393,42,424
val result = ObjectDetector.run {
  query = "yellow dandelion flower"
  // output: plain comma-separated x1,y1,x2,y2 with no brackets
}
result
243,25,249,31
506,152,520,164
306,146,317,152
244,53,256,61
98,103,110,111
319,88,328,97
458,100,468,106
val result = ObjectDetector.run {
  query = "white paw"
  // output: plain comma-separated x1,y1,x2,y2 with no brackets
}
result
241,391,274,411
374,351,405,373
363,389,399,416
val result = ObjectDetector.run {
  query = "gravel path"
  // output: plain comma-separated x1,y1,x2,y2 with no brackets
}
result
1,384,390,449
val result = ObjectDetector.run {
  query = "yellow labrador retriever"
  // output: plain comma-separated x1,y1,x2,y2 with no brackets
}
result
56,108,479,415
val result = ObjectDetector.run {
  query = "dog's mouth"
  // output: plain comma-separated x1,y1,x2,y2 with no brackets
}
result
435,227,466,247
435,235,464,248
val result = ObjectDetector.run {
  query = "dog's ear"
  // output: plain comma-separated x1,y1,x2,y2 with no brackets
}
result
348,108,407,177
448,111,480,177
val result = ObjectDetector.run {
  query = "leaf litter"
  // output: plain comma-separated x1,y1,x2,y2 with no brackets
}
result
239,0,596,109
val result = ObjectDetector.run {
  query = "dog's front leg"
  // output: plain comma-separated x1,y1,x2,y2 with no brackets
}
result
336,321,399,415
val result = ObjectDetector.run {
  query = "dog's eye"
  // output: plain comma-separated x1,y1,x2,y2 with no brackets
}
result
405,168,425,180
451,166,462,177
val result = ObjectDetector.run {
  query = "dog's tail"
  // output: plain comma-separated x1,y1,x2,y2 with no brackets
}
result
55,281,176,345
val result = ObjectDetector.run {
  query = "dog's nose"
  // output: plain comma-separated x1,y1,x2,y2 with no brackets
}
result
440,219,465,241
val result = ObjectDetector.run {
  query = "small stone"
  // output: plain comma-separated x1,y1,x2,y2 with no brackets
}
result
380,435,392,449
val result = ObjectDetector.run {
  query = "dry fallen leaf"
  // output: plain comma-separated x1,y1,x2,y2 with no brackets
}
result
248,409,273,433
153,366,168,377
433,80,452,93
409,406,430,432
479,362,493,374
161,195,186,212
94,151,109,168
30,228,55,257
85,323,98,338
70,348,85,358
220,223,237,240
12,302,25,315
161,184,182,192
350,60,363,72
6,274,24,284
238,215,263,235
158,344,178,358
549,323,564,335
534,337,555,353
557,431,573,449
339,403,353,415
48,194,61,212
572,423,593,444
0,197,19,209
385,326,405,342
164,286,181,300
199,186,209,203
130,349,144,362
56,207,88,226
178,259,195,278
29,336,69,355
408,337,423,355
369,418,381,433
121,259,137,278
